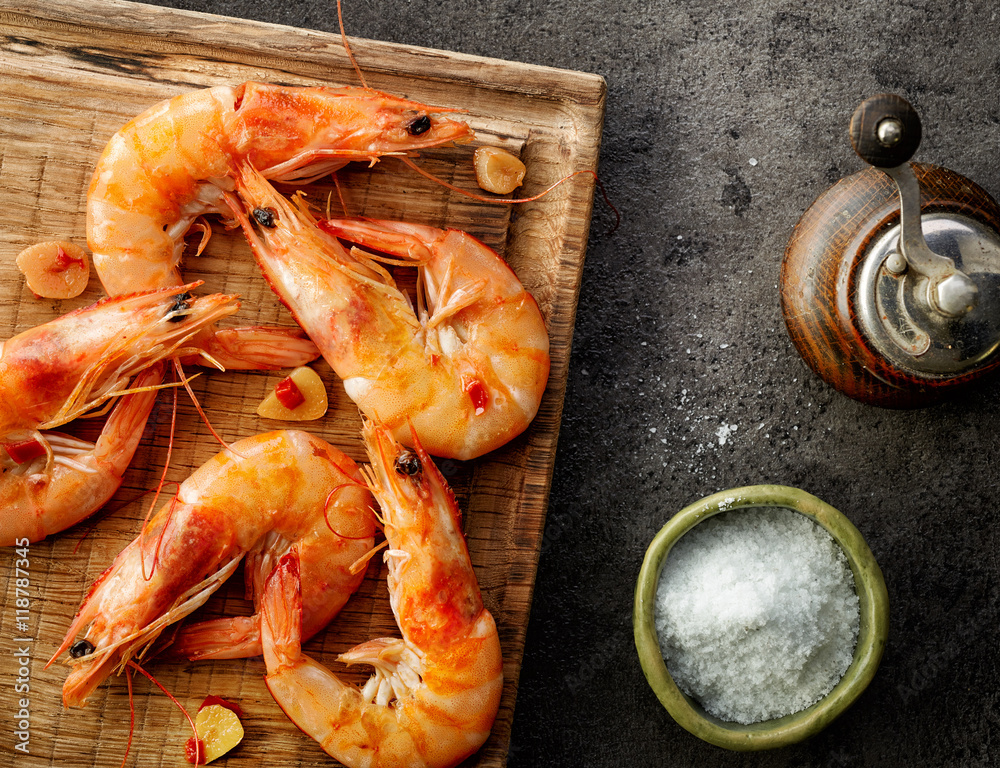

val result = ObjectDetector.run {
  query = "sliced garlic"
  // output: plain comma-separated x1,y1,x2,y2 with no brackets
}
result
191,704,244,763
16,241,90,299
257,366,328,421
473,146,526,195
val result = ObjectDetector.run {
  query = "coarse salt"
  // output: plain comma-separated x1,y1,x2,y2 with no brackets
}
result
654,507,859,724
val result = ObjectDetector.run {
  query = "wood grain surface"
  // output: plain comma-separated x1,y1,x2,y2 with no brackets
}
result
0,2,606,766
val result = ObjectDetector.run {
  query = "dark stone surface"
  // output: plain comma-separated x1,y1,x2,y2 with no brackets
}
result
137,1,1000,765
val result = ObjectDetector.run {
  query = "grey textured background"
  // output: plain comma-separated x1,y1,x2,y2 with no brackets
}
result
137,1,1000,765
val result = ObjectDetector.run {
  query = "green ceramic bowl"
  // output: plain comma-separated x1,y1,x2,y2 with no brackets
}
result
633,484,889,751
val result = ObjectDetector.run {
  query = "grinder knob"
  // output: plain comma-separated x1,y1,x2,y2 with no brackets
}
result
849,93,922,169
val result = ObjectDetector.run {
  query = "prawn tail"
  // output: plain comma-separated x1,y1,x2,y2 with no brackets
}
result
319,219,491,326
318,218,437,263
260,551,303,672
168,615,261,660
261,551,358,755
167,542,284,661
180,326,321,370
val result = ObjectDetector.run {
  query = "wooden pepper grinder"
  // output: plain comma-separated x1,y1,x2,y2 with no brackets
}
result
782,94,1000,407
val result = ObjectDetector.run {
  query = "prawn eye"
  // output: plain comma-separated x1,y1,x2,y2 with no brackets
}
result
168,291,192,322
253,207,277,228
406,115,431,136
70,640,95,658
394,450,421,476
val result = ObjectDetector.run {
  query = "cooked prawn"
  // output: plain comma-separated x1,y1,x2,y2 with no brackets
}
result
229,164,550,460
50,430,376,707
0,365,161,547
260,419,503,768
88,81,473,297
0,283,237,435
0,284,243,545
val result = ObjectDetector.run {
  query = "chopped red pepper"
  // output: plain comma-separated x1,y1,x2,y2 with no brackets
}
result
4,437,46,465
274,376,306,410
463,377,489,416
199,695,245,719
47,245,86,273
184,736,205,765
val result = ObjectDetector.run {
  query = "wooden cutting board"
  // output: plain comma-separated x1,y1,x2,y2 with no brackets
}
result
0,1,604,767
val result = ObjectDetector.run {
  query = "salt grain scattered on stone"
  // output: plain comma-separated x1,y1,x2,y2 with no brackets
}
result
654,508,859,724
715,423,738,446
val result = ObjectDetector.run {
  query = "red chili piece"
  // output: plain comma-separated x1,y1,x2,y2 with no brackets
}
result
184,736,206,765
199,695,245,719
4,438,46,465
274,376,306,410
48,246,85,273
463,377,489,416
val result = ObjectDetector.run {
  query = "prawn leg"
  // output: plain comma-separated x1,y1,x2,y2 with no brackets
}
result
0,364,163,546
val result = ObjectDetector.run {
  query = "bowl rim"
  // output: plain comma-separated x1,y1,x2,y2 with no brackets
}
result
633,484,889,751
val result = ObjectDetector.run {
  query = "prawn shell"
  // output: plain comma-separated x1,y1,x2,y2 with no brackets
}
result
54,430,376,706
257,420,502,768
87,82,473,297
229,166,550,460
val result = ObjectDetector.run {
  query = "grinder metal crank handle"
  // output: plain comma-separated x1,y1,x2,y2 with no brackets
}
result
848,94,977,318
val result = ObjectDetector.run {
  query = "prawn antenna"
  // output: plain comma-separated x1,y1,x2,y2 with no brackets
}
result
322,482,376,537
332,174,351,217
127,660,201,765
350,539,389,575
395,156,621,232
337,0,370,90
140,379,179,582
172,358,241,456
119,665,135,768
